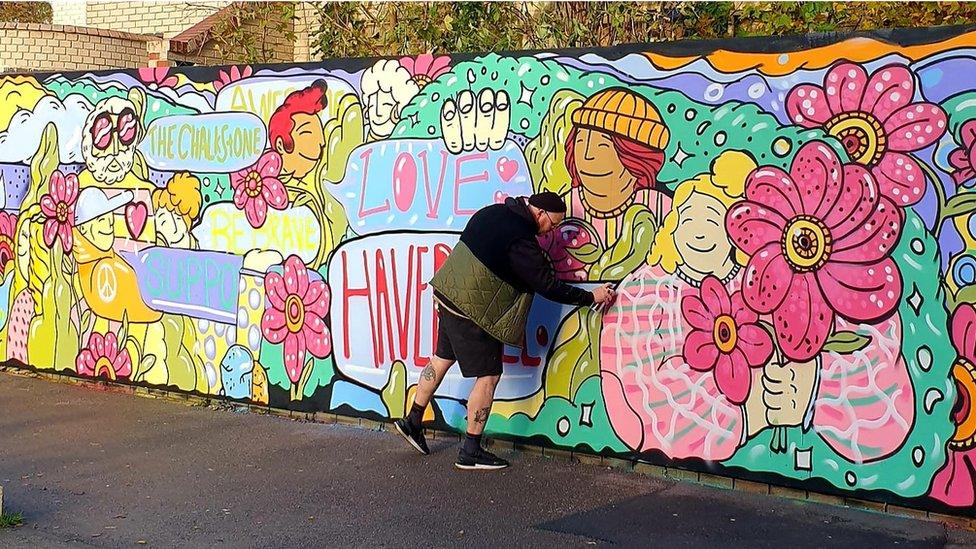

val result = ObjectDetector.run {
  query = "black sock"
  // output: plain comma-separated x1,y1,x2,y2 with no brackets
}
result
406,402,425,428
463,432,482,454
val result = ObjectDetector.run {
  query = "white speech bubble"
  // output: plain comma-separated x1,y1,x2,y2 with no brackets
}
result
328,231,583,401
139,112,267,173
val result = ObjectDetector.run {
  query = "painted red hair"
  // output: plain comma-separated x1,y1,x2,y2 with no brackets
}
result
564,127,665,191
269,80,328,154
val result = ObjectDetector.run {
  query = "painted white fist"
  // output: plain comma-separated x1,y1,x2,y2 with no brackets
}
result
762,358,818,428
441,88,509,154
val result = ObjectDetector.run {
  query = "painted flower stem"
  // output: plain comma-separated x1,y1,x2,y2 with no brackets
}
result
770,343,788,454
919,159,949,240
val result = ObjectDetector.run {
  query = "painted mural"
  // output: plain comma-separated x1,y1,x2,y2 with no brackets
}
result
5,27,976,514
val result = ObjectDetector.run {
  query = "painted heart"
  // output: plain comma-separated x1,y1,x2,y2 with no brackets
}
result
125,202,148,239
496,156,518,183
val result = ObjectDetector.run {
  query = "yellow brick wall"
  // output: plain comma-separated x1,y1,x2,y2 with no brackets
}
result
293,1,318,63
5,2,308,72
85,0,230,38
51,1,88,26
0,24,152,73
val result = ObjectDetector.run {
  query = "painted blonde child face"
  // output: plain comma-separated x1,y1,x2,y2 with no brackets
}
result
154,207,190,248
672,191,733,275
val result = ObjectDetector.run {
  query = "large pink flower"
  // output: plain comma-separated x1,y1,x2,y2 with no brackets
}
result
681,275,773,405
949,120,976,186
786,62,947,207
538,220,596,281
76,332,132,381
231,151,288,228
137,66,178,89
726,141,904,362
930,304,976,507
0,211,17,278
400,53,451,88
214,65,253,92
40,170,78,253
261,255,332,384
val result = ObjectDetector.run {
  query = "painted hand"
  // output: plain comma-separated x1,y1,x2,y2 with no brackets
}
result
762,358,818,428
440,88,510,154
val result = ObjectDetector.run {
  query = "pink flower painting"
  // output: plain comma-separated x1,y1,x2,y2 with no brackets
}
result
261,255,332,385
0,211,18,278
137,66,178,89
231,151,289,228
214,65,253,92
400,53,451,88
681,275,773,405
726,140,904,362
949,120,976,186
76,332,132,381
931,304,976,507
786,62,947,207
40,170,79,253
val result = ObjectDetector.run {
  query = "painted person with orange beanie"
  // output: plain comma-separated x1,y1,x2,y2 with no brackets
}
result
554,88,672,281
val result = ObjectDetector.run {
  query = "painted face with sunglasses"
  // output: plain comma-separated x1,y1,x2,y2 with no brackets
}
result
81,97,142,185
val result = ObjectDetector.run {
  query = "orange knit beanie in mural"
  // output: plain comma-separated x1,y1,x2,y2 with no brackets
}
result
571,88,671,150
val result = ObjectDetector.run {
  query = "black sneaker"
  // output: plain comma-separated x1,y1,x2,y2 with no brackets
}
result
455,447,510,470
393,419,430,455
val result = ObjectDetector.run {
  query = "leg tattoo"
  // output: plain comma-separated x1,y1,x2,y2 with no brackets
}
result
473,406,490,424
421,364,436,382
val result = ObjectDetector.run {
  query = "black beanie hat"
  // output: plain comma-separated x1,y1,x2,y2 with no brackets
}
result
528,191,566,213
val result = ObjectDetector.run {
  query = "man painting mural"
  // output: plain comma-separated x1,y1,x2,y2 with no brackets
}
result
393,192,615,470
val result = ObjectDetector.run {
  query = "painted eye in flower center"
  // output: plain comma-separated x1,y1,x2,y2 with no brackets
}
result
285,294,306,334
712,315,738,354
825,111,886,166
782,215,832,272
950,359,976,450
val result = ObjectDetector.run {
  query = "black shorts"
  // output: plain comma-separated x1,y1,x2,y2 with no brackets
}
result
434,305,503,378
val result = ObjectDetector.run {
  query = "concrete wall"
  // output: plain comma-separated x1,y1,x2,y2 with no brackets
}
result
1,26,976,517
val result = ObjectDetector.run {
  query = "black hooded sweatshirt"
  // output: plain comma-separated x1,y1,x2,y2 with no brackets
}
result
436,197,594,309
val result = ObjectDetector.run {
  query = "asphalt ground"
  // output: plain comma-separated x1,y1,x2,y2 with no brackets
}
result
1,372,975,548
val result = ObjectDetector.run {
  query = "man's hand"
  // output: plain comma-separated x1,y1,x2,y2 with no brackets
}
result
592,283,616,305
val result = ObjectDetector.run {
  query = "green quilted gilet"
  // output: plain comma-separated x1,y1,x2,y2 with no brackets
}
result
429,242,533,347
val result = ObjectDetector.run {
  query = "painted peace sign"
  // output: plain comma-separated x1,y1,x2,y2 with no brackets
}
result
95,263,117,302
